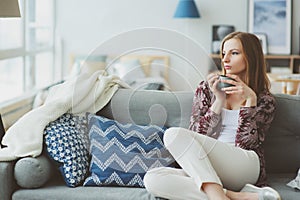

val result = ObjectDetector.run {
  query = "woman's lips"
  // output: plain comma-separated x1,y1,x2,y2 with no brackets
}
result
224,65,231,70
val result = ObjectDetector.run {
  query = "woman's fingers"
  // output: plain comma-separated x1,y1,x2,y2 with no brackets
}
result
225,74,239,81
220,78,236,86
222,86,239,94
222,84,250,97
207,73,219,88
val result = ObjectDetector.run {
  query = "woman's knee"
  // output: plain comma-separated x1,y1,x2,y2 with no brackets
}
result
144,167,167,193
164,127,198,151
163,127,191,147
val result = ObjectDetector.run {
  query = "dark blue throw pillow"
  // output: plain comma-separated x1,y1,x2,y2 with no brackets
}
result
83,113,175,187
44,113,89,187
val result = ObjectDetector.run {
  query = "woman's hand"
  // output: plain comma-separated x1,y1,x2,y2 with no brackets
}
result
206,73,226,114
220,74,257,107
207,73,226,101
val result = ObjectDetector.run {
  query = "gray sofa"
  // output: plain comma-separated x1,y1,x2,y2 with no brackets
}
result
0,89,299,200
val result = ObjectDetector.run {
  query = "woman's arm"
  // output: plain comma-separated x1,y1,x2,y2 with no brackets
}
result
235,91,276,149
188,81,222,135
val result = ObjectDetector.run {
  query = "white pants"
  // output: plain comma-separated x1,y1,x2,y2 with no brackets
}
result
143,127,260,200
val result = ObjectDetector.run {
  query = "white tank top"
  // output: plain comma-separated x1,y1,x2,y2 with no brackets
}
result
218,108,239,145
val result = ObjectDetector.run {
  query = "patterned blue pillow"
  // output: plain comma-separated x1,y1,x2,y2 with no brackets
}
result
83,113,175,187
44,113,89,187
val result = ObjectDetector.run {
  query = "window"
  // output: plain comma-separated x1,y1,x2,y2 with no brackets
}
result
0,18,22,50
0,58,23,102
0,0,60,105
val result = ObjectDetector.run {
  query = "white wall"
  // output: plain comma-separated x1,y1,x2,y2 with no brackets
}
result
56,0,300,91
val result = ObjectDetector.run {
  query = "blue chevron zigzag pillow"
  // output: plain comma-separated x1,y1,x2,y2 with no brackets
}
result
83,113,175,187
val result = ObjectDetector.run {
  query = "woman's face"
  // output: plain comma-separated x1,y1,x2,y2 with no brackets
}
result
222,38,246,77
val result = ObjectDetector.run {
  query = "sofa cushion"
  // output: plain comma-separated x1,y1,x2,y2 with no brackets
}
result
12,182,160,200
97,88,194,128
44,113,89,187
267,173,300,200
264,94,300,174
83,113,175,187
14,155,51,188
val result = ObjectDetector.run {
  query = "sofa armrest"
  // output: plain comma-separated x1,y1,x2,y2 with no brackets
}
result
0,161,17,200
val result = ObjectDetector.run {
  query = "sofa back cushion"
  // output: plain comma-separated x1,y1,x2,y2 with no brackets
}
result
264,94,300,173
97,89,194,128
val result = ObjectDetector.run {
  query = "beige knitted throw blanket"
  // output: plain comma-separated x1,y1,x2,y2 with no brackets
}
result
0,70,128,161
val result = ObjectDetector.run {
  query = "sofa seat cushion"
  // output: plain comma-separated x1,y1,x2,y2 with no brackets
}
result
12,180,160,200
267,173,300,200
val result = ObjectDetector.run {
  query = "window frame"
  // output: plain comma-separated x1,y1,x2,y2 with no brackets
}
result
0,0,59,105
0,0,60,127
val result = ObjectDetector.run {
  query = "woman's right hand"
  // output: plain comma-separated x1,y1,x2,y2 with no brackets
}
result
206,73,226,114
206,73,225,101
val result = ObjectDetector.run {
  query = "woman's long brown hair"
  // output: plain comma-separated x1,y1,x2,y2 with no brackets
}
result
220,31,270,95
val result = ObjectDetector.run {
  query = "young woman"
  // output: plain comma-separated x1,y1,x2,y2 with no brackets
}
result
143,32,280,200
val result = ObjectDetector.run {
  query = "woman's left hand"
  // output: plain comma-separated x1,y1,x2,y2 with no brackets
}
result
221,74,257,106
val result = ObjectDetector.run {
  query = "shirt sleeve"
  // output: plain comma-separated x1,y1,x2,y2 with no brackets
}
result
235,91,276,149
188,81,221,135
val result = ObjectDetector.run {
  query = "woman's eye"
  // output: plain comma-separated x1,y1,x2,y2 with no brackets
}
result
232,52,239,55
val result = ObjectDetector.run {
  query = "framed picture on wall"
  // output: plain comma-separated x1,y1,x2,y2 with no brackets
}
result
248,0,292,54
255,33,268,54
211,25,235,54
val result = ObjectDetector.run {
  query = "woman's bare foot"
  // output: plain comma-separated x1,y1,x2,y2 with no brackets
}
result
202,183,230,200
226,190,259,200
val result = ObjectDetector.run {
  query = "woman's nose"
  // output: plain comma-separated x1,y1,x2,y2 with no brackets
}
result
222,53,229,63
